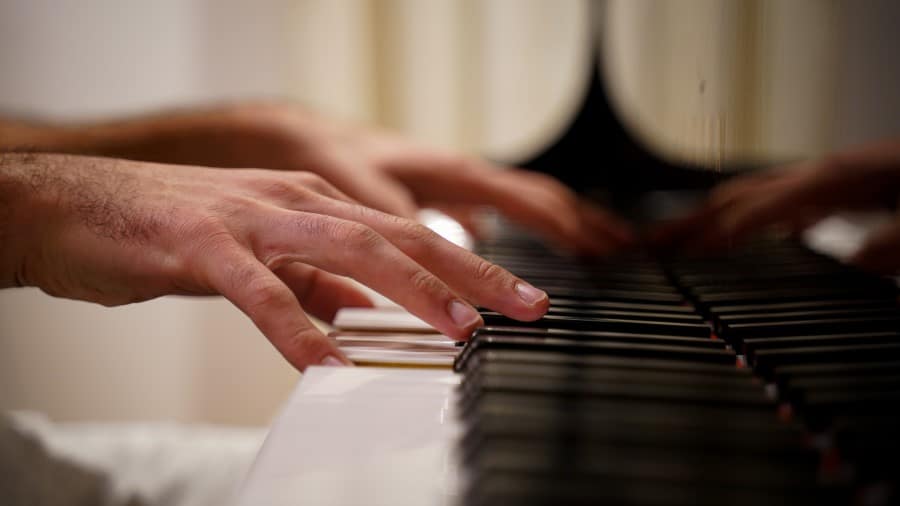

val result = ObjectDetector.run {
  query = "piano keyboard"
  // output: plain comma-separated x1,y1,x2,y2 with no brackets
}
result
454,230,900,506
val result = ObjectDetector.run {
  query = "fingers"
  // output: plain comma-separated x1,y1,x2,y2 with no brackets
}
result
430,203,487,239
307,148,420,219
850,220,900,273
651,156,900,254
650,167,828,253
240,170,359,207
577,201,638,253
200,243,351,371
336,172,419,220
251,211,494,340
274,262,373,322
384,152,635,254
274,197,550,323
707,176,815,239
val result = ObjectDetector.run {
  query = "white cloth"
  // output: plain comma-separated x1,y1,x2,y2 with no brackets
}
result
2,411,266,506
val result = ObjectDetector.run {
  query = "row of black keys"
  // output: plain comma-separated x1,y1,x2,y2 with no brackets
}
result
454,236,899,506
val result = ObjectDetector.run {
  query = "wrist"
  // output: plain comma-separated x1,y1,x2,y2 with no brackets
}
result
0,152,44,288
77,101,320,169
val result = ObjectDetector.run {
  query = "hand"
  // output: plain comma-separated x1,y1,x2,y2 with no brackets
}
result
1,153,550,370
651,138,900,272
273,109,636,255
11,102,634,255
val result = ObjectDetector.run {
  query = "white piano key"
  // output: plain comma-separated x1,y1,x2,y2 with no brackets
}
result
235,367,461,506
341,348,457,367
333,307,437,332
332,332,460,367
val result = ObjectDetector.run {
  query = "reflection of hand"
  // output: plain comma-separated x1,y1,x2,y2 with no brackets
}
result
0,153,549,370
651,138,900,272
8,102,635,255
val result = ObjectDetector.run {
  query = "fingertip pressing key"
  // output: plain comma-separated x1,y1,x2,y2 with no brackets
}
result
448,299,483,332
515,281,548,307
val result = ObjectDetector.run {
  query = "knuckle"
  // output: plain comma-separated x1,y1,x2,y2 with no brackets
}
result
242,275,288,311
183,217,236,262
389,216,443,258
408,268,443,296
330,220,382,249
259,179,298,199
471,258,506,284
397,217,435,244
295,172,333,193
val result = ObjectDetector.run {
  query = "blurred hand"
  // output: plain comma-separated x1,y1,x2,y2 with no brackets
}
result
1,153,550,370
651,138,900,272
271,108,636,255
3,103,636,255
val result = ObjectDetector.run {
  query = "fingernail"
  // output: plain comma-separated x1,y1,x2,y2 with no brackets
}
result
321,355,350,367
515,281,547,306
448,300,482,329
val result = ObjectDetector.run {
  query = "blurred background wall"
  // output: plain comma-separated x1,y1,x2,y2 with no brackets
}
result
1,0,899,425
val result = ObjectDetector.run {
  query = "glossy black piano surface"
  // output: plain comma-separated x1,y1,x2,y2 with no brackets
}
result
451,36,900,501
454,230,899,506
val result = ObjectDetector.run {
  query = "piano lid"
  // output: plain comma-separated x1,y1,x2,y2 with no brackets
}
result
524,0,900,198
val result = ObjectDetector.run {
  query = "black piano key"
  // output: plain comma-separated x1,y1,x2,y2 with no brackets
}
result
461,404,807,461
707,298,898,316
538,306,705,323
782,374,900,405
463,439,833,506
466,442,817,493
832,416,900,479
460,362,759,399
457,335,736,371
480,312,711,338
773,360,900,388
472,326,722,348
496,264,670,283
693,286,896,307
460,374,774,413
549,297,697,313
464,471,837,506
456,349,751,377
519,276,679,293
718,307,900,325
752,343,900,378
743,332,899,359
723,316,900,341
538,286,685,304
458,367,773,415
797,390,900,427
465,392,792,434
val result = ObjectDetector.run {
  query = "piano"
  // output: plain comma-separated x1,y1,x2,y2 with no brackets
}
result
235,15,900,506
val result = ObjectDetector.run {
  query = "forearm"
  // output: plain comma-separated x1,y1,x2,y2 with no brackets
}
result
0,101,317,169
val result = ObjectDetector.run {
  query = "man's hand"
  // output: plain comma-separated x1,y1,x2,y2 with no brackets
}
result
0,153,550,370
1,102,635,255
651,138,900,272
